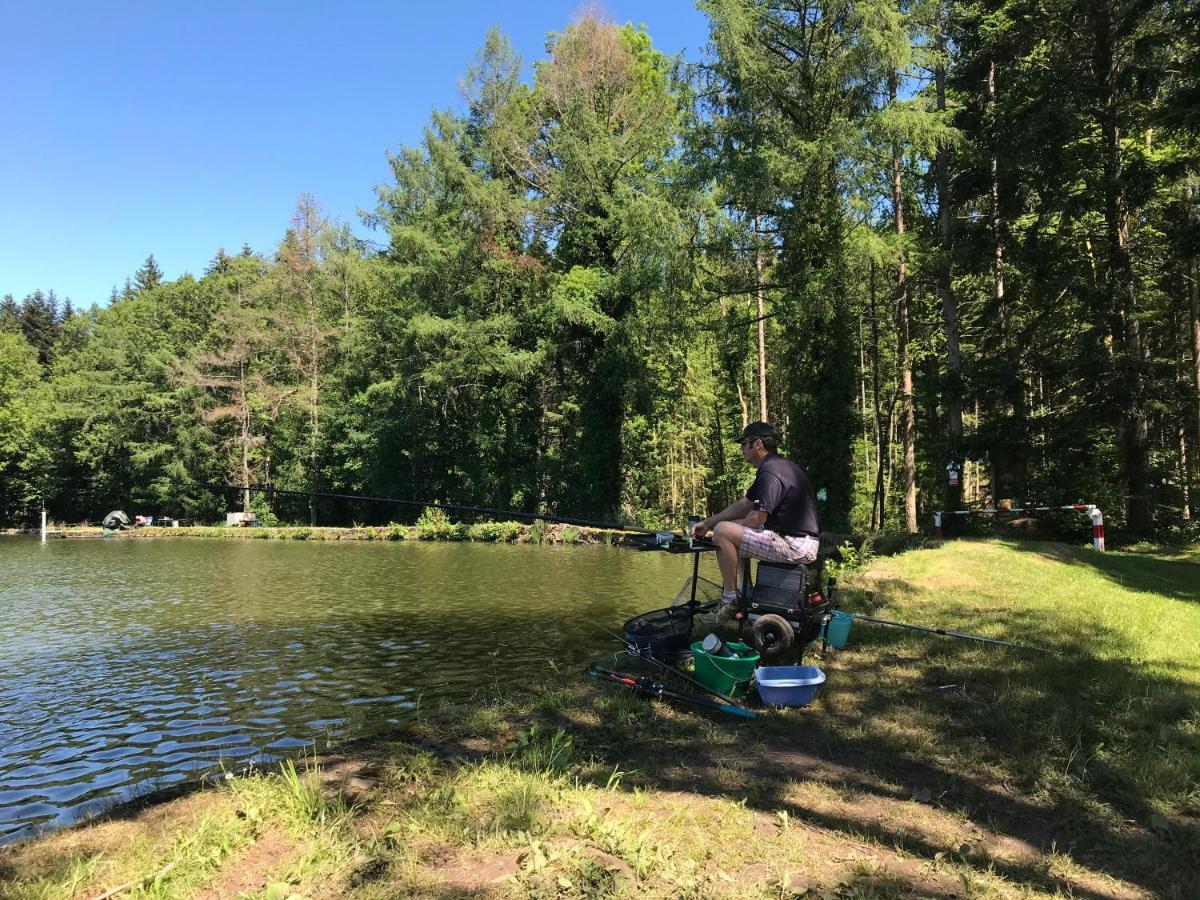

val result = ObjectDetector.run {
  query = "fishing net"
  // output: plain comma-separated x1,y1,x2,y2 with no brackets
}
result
623,577,723,663
670,576,723,608
623,606,696,663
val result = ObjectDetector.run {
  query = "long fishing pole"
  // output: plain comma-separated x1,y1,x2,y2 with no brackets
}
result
198,483,673,537
848,613,1053,654
587,666,756,719
591,621,746,708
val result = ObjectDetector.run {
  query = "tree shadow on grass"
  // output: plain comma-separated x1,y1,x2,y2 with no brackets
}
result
1024,540,1200,603
541,590,1200,900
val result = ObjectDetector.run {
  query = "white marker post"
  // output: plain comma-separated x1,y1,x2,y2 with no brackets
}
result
41,504,47,543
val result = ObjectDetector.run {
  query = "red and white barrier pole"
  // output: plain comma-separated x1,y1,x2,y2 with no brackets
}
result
932,504,1104,550
1089,506,1105,552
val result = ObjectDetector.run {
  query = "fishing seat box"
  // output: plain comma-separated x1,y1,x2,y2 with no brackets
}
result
748,561,809,617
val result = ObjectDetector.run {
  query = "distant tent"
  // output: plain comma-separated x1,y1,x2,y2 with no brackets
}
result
102,510,130,530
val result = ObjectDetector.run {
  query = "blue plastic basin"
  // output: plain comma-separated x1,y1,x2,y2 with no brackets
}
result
755,665,826,707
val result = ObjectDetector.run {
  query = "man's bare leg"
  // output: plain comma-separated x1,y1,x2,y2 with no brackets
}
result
711,521,746,593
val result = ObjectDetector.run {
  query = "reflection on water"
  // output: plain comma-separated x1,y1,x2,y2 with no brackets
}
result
0,536,709,843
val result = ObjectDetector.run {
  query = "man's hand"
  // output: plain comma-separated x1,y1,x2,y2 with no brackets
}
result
691,519,711,540
743,508,768,530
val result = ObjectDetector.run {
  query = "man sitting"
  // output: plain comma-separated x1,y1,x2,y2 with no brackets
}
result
690,421,820,619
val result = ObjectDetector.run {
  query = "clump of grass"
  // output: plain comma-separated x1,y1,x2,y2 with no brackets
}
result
508,725,575,776
570,796,669,880
493,776,547,834
1,853,103,900
387,750,440,787
462,705,508,738
559,525,580,544
277,758,334,825
4,811,252,900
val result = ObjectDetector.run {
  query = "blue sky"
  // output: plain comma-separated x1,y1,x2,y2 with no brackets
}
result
1,1,710,309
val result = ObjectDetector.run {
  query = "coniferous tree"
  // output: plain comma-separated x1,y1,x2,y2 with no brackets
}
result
18,290,61,366
134,255,164,292
0,295,19,332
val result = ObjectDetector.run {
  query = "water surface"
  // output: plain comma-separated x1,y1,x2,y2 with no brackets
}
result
0,536,709,843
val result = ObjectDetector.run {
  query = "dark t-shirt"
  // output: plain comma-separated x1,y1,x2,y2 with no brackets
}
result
745,453,820,537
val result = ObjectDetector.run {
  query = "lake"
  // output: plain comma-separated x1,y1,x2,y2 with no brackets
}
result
0,536,710,843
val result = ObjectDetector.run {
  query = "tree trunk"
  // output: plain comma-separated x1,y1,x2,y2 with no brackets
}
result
239,361,251,512
936,52,962,512
870,261,886,530
859,314,872,484
1093,8,1152,534
1188,175,1200,519
891,72,918,534
989,62,1006,339
1179,423,1191,521
754,217,769,422
309,299,320,526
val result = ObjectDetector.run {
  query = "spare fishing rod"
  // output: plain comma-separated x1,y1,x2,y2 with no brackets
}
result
197,482,676,538
592,621,745,709
586,666,756,720
848,613,1054,654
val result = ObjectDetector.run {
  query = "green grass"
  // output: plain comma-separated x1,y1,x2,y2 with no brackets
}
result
848,540,1200,818
3,538,1197,899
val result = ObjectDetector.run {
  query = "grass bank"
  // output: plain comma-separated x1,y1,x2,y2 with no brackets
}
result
45,517,621,545
2,539,1197,899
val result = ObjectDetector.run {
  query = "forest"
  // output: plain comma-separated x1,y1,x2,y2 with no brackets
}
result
1,0,1198,540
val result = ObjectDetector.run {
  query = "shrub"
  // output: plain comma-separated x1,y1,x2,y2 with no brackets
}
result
496,521,522,542
559,526,580,544
291,527,311,541
528,520,544,544
416,507,467,540
468,521,502,542
247,493,279,528
826,540,871,578
468,521,523,542
385,522,407,541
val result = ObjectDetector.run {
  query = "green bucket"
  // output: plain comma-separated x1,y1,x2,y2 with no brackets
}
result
691,641,759,698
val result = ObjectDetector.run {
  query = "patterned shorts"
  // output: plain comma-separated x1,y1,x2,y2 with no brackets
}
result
738,528,819,565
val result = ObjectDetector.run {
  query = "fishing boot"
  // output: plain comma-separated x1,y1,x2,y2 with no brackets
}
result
699,589,740,626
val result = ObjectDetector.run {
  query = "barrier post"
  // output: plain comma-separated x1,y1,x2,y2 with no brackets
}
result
934,511,943,539
41,505,47,543
1089,506,1105,551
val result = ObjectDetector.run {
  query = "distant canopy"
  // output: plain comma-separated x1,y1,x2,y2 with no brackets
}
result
102,510,130,530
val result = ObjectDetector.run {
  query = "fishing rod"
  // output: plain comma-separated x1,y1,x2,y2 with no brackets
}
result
587,666,756,720
198,483,676,538
848,613,1054,654
592,621,745,708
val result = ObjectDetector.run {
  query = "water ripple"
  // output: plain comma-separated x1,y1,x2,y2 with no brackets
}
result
0,536,701,844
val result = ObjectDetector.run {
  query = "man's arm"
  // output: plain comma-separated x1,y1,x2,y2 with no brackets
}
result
692,497,758,539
